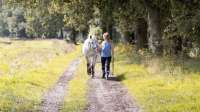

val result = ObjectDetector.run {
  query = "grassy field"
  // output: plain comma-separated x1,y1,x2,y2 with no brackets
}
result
62,58,89,112
1,38,200,112
114,44,200,112
0,38,81,111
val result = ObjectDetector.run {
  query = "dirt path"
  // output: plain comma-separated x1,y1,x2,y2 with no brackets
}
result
85,73,140,112
41,59,80,112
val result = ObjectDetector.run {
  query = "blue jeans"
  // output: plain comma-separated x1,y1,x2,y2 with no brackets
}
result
101,57,111,77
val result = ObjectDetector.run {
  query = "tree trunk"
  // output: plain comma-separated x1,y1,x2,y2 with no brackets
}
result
0,0,2,9
172,36,182,55
102,24,113,39
121,31,130,43
60,28,63,39
71,29,77,44
135,18,148,50
143,0,163,55
147,7,163,55
107,24,113,39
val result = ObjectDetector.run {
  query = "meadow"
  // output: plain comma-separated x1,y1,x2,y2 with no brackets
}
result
0,38,81,111
62,58,89,112
114,44,200,112
1,38,200,112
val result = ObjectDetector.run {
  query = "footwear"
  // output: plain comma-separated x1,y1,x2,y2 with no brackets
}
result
102,72,106,78
91,74,95,78
87,71,91,75
105,72,110,80
102,74,105,79
91,70,95,78
87,68,92,75
105,74,108,80
91,65,95,78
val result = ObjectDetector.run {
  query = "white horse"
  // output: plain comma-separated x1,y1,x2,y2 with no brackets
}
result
82,36,99,77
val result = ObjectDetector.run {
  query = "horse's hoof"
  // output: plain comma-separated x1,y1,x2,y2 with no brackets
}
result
105,74,109,80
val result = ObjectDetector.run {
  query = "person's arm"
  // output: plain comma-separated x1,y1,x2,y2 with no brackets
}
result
95,39,100,53
98,41,104,52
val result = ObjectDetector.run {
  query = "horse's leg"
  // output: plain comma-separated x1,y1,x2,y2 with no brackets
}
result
91,55,98,78
91,57,95,77
86,56,91,75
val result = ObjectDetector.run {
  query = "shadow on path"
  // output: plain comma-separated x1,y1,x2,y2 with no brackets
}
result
85,72,141,112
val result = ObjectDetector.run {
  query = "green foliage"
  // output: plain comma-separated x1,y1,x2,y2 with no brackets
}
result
2,0,94,39
63,0,93,32
88,7,102,39
0,14,9,36
1,0,200,54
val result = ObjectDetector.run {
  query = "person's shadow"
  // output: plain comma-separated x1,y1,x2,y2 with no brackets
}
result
106,73,127,81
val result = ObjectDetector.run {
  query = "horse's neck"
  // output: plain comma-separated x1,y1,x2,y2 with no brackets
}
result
90,38,96,42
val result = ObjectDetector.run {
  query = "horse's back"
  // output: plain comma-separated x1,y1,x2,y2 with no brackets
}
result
83,38,98,57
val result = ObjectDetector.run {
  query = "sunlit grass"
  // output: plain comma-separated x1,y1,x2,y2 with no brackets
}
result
0,39,73,76
0,38,81,111
114,44,200,112
62,58,89,112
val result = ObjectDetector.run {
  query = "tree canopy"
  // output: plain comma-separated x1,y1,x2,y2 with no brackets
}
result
0,0,199,56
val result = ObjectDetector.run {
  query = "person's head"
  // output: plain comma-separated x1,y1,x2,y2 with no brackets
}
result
103,32,110,41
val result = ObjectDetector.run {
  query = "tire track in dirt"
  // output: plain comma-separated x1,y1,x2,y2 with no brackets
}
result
86,73,140,112
41,59,80,112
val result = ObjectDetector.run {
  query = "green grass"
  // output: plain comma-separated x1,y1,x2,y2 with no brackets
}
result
0,38,81,112
1,39,200,112
114,44,200,112
62,58,89,112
